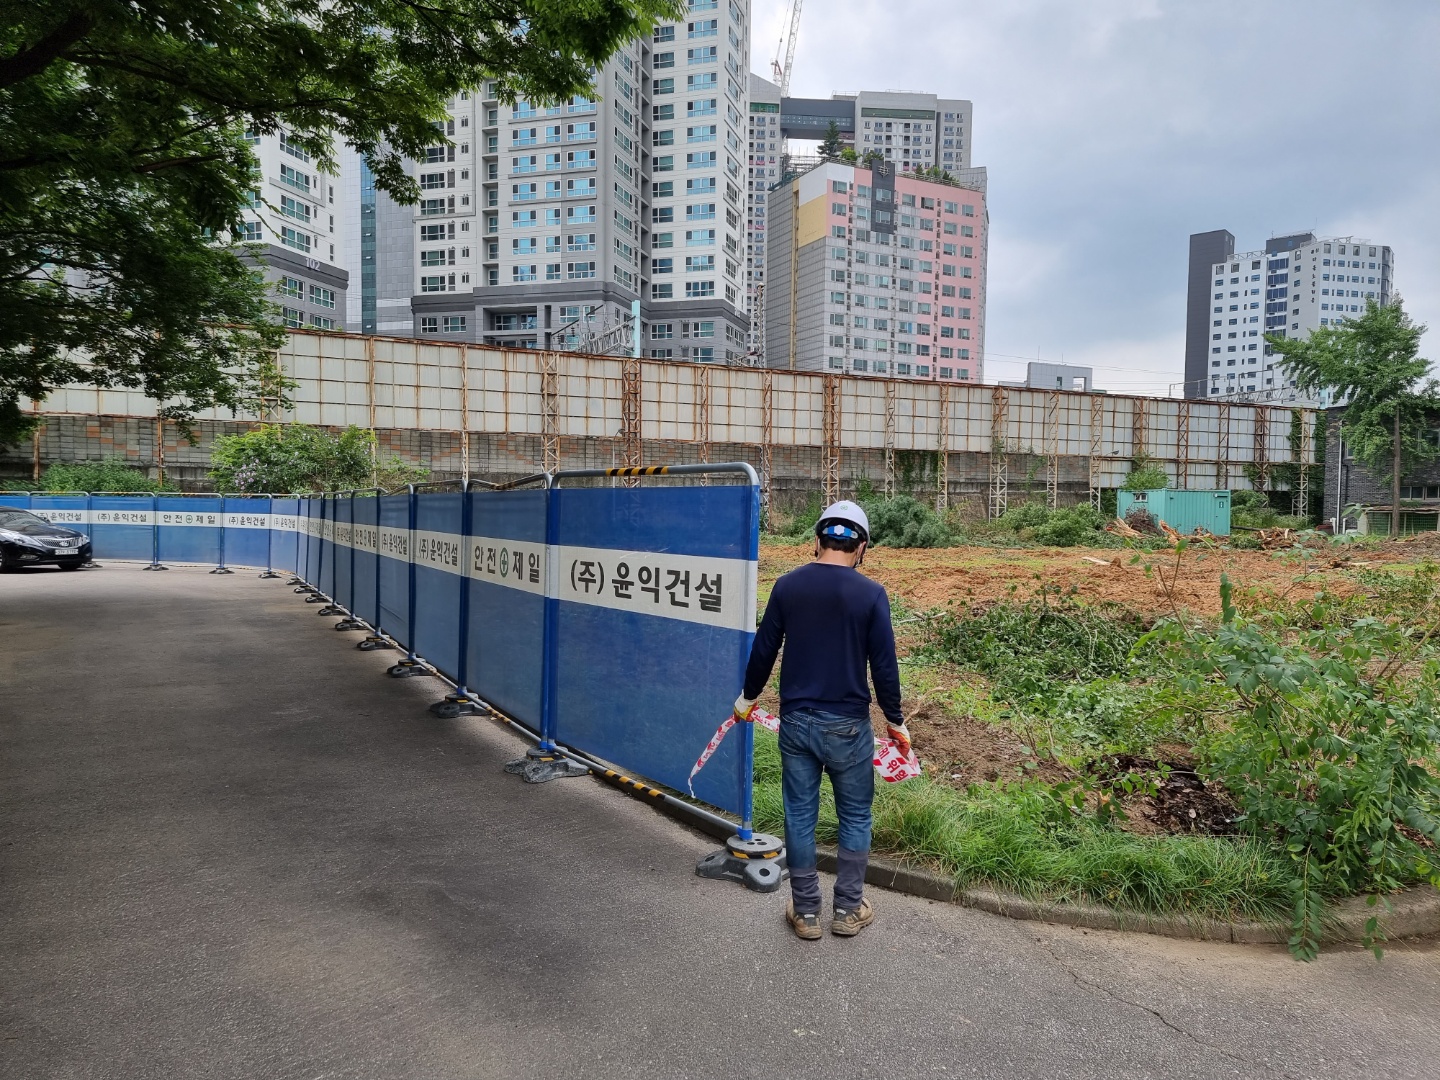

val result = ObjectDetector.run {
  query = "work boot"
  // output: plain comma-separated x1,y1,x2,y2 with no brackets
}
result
830,897,875,937
786,899,823,941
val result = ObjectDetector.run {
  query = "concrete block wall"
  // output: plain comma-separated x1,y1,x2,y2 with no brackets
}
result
2,414,1114,518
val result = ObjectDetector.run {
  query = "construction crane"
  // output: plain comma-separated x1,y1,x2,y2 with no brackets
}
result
770,0,803,96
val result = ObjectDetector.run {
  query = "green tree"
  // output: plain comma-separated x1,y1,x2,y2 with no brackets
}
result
818,120,845,161
210,425,427,493
1268,299,1438,536
0,0,681,445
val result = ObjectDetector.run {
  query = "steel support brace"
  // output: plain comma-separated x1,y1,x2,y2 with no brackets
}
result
936,383,950,512
1217,403,1231,489
759,370,774,523
822,374,841,505
540,349,560,475
1297,409,1313,517
989,386,1008,519
883,380,897,498
1044,390,1060,510
1177,402,1191,490
695,365,711,478
621,352,642,487
1254,407,1270,494
1132,397,1148,464
1088,396,1104,510
696,832,788,893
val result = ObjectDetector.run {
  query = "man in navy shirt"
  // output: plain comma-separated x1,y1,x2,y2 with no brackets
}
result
733,501,910,939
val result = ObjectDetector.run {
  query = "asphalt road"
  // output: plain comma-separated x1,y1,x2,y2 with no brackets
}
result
3,563,1439,1080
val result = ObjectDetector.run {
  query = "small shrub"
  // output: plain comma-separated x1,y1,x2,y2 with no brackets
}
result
41,458,173,493
1033,504,1105,547
996,501,1050,531
862,494,953,548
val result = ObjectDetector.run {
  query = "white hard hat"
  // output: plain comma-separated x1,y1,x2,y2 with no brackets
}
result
815,500,870,544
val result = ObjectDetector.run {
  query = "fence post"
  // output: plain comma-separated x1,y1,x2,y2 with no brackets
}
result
141,492,168,571
334,491,369,631
431,482,487,717
210,495,234,574
357,489,394,651
291,498,315,591
83,492,100,568
304,497,330,604
317,494,350,617
387,484,429,676
505,473,586,781
259,494,282,578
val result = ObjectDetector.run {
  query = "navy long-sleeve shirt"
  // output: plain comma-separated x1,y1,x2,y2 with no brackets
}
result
742,561,904,727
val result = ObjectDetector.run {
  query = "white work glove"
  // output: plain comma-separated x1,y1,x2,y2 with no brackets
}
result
733,695,758,723
886,722,913,758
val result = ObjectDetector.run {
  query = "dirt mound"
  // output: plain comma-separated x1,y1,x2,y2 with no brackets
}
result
1092,753,1238,836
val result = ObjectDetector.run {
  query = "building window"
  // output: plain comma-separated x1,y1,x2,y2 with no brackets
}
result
309,315,336,330
279,226,311,252
443,316,467,333
308,285,335,309
419,316,439,333
278,276,303,299
281,307,304,328
685,280,715,297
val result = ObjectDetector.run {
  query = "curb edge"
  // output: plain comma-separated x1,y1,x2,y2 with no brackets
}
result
815,849,1440,946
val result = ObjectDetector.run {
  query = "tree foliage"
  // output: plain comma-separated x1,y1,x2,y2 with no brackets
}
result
818,120,845,161
0,0,680,444
209,424,426,493
1268,300,1439,481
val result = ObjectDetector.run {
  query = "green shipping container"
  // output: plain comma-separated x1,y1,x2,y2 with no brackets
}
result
1116,489,1232,536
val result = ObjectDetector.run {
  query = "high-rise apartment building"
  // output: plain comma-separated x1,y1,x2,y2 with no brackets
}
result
374,0,751,362
765,161,987,381
745,79,975,357
237,126,349,331
1183,231,1394,404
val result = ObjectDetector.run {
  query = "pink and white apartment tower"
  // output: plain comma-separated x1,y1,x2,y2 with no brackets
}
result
763,160,987,382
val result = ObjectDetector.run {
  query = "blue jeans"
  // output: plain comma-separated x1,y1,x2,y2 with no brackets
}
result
779,707,875,913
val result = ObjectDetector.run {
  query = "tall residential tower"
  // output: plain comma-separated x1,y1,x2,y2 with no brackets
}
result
1183,230,1394,404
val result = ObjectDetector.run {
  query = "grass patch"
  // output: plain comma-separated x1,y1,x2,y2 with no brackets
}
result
751,730,1290,922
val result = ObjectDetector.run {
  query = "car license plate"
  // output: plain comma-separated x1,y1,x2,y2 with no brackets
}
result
55,548,81,556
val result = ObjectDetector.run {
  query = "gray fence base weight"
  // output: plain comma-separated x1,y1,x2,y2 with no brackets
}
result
356,636,393,651
388,658,430,678
696,833,788,894
429,691,487,719
504,745,589,784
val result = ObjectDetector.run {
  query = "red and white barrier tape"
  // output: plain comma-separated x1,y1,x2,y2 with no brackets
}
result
687,707,921,796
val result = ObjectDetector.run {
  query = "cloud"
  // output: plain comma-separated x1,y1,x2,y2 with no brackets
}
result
751,0,1440,386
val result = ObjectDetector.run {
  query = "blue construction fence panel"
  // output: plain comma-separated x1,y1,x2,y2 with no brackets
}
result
411,493,464,682
350,497,380,629
303,498,323,586
91,495,158,561
378,494,411,650
465,488,548,731
548,484,760,817
222,497,274,569
26,494,90,536
330,497,354,611
157,496,223,566
271,497,300,575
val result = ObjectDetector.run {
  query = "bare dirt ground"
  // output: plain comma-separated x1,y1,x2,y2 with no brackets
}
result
759,537,1430,619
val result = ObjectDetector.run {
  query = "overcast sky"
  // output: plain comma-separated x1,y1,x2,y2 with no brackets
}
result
750,0,1440,394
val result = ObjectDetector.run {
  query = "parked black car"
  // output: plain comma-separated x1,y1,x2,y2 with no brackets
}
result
0,506,92,570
